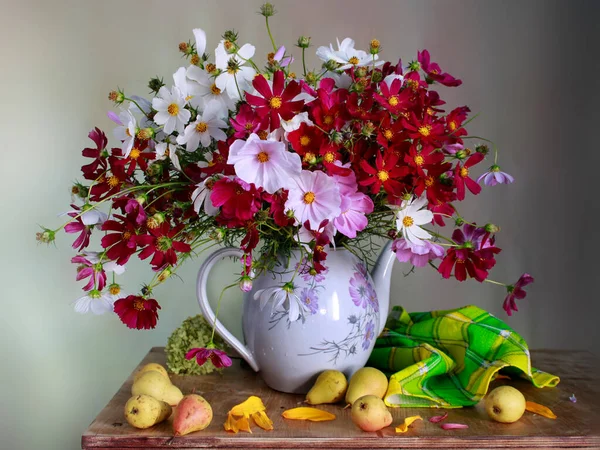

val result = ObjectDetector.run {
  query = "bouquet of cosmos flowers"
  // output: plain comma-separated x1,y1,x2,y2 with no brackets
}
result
38,3,532,332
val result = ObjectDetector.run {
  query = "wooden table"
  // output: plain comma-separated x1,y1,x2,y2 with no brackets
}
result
82,347,600,449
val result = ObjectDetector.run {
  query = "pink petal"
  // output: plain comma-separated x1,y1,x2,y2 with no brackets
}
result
441,423,469,430
429,412,448,423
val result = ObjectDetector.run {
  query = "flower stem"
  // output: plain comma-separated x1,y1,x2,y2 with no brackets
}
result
302,47,307,77
210,282,239,343
265,17,277,51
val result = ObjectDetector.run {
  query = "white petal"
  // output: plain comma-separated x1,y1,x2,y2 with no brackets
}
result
288,297,300,322
193,28,207,55
72,296,91,314
237,43,256,61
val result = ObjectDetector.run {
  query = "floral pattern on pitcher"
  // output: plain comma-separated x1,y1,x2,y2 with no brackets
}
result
298,262,379,363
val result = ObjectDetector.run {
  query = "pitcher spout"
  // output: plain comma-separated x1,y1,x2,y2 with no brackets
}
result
370,240,395,335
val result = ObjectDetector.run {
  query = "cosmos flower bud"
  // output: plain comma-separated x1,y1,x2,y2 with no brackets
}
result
371,70,383,82
484,223,500,233
455,150,468,160
408,60,421,71
136,127,155,140
305,71,318,84
204,63,217,74
259,2,276,17
36,228,56,244
108,89,125,104
330,131,344,145
148,76,165,94
108,283,122,296
369,39,381,54
135,194,147,205
355,67,367,78
323,59,340,71
223,29,239,43
190,54,200,65
296,36,311,48
475,144,490,155
178,42,189,53
157,267,172,283
455,217,465,227
239,276,253,292
210,228,226,242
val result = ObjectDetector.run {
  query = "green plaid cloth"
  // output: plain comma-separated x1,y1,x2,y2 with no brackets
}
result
368,305,559,408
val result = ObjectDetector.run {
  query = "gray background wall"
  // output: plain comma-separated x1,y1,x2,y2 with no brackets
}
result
1,0,598,449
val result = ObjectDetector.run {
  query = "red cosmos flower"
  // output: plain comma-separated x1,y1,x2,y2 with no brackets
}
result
302,220,332,273
319,143,352,176
359,151,409,198
454,152,484,200
241,223,259,254
265,190,294,227
418,49,462,87
446,106,470,138
373,78,413,115
402,71,429,92
402,112,446,146
347,92,375,120
416,162,454,203
112,145,155,176
81,127,108,180
210,178,261,225
114,295,160,329
376,115,407,149
89,155,129,202
309,78,348,131
112,196,146,226
245,70,303,130
202,141,235,176
185,347,232,368
429,200,455,227
136,223,191,270
288,122,323,160
230,104,264,138
101,214,140,265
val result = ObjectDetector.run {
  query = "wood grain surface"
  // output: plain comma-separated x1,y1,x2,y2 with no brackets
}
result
82,347,600,449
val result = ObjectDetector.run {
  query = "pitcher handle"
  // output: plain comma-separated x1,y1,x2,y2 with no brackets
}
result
196,247,260,372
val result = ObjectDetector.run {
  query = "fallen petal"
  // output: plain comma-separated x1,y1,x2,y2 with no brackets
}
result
282,407,336,422
441,423,469,430
569,394,577,403
224,413,239,433
252,410,274,431
230,396,267,416
237,416,252,433
429,412,449,423
525,401,557,419
395,415,422,433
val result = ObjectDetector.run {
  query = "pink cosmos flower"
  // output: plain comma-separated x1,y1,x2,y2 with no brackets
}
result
285,170,341,229
477,165,515,186
273,45,294,67
72,254,107,291
227,134,301,194
230,104,263,138
392,238,445,267
333,188,374,238
186,347,232,368
503,273,534,316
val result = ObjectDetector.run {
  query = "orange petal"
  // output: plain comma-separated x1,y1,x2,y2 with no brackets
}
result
525,401,557,419
224,413,239,433
282,407,336,422
252,410,274,431
395,415,423,433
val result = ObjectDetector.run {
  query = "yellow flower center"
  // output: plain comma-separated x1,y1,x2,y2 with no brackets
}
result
323,115,333,125
300,135,311,146
303,152,316,163
348,56,360,65
129,148,141,160
460,167,469,178
269,96,283,109
108,176,120,187
425,176,434,187
185,95,193,102
388,96,399,107
324,152,335,163
196,122,208,133
449,121,457,131
315,245,324,253
205,63,216,73
210,83,221,95
132,299,145,311
426,107,435,116
257,151,269,163
122,231,132,240
383,129,393,140
414,155,424,166
245,122,254,130
146,217,159,229
257,130,268,140
167,103,179,116
109,285,121,295
227,67,239,74
377,170,389,182
303,191,316,204
402,216,414,227
405,79,419,90
418,125,432,137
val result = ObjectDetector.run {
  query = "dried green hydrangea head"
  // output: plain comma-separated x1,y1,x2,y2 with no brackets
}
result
166,315,230,375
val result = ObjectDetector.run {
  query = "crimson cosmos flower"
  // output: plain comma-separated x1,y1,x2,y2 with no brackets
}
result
185,347,232,368
136,222,191,270
229,104,263,138
114,295,161,329
373,78,413,115
418,49,462,87
454,152,484,200
245,70,303,130
81,127,108,180
101,214,140,265
503,273,534,316
359,151,409,198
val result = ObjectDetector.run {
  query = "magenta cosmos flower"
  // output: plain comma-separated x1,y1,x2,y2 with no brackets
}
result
186,347,232,368
503,273,534,316
392,238,445,267
333,186,374,239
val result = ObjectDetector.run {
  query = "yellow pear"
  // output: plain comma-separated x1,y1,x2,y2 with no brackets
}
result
484,386,526,423
345,367,388,406
133,363,170,383
124,394,172,429
351,395,393,432
132,370,183,406
306,370,348,405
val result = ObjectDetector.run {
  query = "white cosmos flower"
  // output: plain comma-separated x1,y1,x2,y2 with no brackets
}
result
151,86,191,135
227,134,301,194
281,112,314,134
176,100,228,151
155,135,177,160
72,290,114,315
173,67,204,109
392,195,434,246
112,110,137,157
191,176,221,216
253,283,308,322
214,40,256,100
186,65,235,115
316,37,384,70
285,170,342,229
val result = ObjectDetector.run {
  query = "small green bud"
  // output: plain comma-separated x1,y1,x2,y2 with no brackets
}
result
148,76,165,94
108,89,125,105
158,267,172,282
135,194,147,205
408,60,420,71
355,67,368,78
330,131,344,145
475,144,490,155
259,2,276,17
361,122,375,137
222,29,239,43
323,59,340,71
455,217,465,227
209,228,226,242
305,71,318,85
296,36,311,48
36,228,56,244
455,150,468,160
369,39,381,54
484,223,500,233
371,70,383,82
